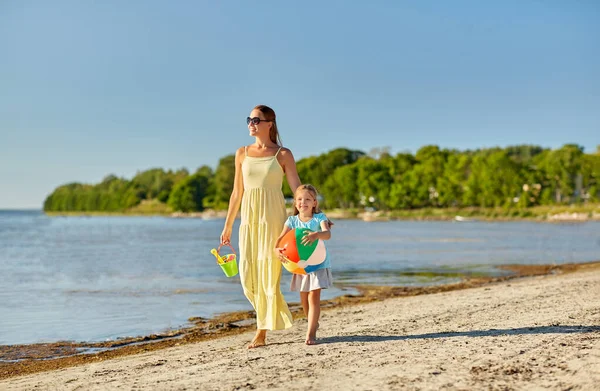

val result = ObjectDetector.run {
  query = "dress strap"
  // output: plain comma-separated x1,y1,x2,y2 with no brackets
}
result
274,147,282,157
244,146,248,157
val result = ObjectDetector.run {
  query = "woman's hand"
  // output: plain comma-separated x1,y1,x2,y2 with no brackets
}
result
220,227,232,246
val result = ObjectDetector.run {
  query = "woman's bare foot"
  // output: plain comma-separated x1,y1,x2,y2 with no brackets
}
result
248,330,267,349
305,335,317,345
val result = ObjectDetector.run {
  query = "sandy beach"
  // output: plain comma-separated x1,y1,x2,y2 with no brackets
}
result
2,264,599,390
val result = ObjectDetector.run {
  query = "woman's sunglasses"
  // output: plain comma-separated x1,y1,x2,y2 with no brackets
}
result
247,117,272,125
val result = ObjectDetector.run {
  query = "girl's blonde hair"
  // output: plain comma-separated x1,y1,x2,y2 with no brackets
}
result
293,184,323,216
253,105,282,146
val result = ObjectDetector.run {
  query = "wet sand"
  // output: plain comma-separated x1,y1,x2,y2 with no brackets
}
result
1,261,599,390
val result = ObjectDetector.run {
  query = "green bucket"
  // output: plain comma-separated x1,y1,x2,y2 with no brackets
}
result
220,257,238,277
212,244,238,278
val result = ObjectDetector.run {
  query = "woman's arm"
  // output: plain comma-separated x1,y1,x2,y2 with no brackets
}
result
278,148,301,194
220,147,245,245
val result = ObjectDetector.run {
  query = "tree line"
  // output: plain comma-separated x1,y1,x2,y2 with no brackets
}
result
43,144,600,213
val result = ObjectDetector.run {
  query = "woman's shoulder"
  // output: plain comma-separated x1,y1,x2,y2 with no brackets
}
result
278,147,294,158
235,146,246,156
275,147,295,168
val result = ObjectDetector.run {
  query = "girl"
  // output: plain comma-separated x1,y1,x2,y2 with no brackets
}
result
220,105,301,349
275,184,332,345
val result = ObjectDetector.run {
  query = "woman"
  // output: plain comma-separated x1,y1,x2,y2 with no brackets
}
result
220,104,301,348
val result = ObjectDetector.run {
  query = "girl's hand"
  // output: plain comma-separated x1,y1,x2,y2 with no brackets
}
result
275,248,288,263
220,227,232,245
301,231,320,246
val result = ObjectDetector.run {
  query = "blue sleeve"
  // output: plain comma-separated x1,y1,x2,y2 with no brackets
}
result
284,215,296,229
314,213,328,225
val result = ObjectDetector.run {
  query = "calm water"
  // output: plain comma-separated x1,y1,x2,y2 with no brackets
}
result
1,210,598,346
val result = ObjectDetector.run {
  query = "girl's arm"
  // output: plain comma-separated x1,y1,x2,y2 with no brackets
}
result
274,225,292,249
278,148,301,194
274,225,292,262
301,219,331,245
220,147,245,245
318,220,331,240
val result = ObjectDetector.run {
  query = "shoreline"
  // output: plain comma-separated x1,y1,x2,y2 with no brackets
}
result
42,204,600,222
2,260,599,382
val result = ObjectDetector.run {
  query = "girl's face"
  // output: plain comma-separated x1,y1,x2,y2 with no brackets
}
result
247,109,272,137
295,190,317,214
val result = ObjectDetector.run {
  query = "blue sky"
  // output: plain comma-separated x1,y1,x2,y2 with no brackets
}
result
1,0,598,208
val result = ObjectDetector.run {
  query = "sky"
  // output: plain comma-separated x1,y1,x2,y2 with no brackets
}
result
1,0,598,209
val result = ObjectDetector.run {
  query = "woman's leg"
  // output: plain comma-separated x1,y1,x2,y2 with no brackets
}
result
306,289,321,345
248,329,267,349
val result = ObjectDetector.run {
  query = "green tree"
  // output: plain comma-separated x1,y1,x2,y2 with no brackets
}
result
321,164,360,209
463,150,522,207
194,165,216,208
43,144,600,213
355,157,394,210
291,148,365,196
403,145,448,208
437,152,470,207
211,155,235,209
167,171,211,212
386,153,416,209
535,144,584,204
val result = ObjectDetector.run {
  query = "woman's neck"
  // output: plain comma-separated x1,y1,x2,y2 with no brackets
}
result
254,136,275,149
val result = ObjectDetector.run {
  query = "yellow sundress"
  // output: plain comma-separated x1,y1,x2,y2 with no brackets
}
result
239,146,293,330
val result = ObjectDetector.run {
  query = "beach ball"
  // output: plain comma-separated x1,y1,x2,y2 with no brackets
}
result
279,228,327,275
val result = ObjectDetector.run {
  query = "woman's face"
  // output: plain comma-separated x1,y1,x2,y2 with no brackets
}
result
247,109,272,137
295,190,317,214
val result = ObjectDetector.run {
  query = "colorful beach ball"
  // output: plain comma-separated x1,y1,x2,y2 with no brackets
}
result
279,228,327,275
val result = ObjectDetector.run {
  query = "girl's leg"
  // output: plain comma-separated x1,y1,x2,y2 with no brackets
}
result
248,329,267,349
301,291,319,332
306,289,321,345
300,291,309,317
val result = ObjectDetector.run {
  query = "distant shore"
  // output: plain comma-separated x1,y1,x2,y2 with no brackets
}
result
44,203,600,222
1,260,599,389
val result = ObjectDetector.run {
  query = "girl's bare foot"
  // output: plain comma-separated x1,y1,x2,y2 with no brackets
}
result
305,335,317,345
248,330,267,349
